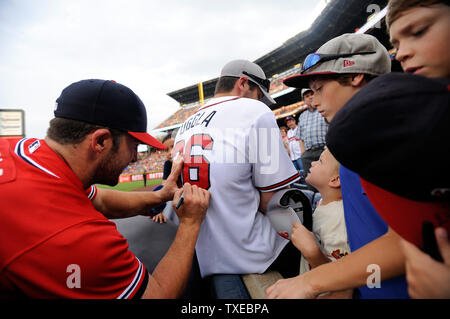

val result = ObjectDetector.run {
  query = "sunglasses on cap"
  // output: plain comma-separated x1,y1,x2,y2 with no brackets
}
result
242,71,270,92
301,51,376,73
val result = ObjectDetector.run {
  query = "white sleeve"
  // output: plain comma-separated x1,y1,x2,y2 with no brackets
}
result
250,111,300,192
315,209,351,262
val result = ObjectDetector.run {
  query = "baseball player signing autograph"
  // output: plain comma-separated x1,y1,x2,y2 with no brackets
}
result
174,60,301,281
0,79,210,298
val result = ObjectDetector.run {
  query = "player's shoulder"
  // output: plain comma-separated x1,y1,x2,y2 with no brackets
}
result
0,137,22,153
228,98,274,122
238,97,270,110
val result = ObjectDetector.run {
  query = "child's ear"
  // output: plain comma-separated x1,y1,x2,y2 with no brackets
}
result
351,73,365,87
328,174,341,188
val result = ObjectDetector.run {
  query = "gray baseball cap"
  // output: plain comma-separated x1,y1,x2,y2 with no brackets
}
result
284,33,391,88
220,59,276,106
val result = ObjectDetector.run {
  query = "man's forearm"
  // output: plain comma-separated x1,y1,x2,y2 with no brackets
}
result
93,188,166,219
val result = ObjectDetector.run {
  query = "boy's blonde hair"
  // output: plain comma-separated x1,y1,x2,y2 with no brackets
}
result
324,147,340,176
386,0,448,30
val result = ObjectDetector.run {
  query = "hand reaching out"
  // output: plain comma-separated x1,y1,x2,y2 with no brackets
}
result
152,213,167,224
291,222,320,260
401,227,450,299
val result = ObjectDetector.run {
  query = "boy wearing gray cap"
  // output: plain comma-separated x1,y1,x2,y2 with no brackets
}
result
267,33,411,299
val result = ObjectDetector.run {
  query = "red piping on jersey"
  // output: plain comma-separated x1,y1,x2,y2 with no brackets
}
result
197,97,241,112
257,172,301,191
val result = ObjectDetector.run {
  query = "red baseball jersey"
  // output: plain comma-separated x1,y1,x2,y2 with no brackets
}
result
0,138,148,298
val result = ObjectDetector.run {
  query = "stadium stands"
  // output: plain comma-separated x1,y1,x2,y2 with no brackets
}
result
121,149,166,175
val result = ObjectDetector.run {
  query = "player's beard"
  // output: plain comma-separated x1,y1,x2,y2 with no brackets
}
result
93,148,127,186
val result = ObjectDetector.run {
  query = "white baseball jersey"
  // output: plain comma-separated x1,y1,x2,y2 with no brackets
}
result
174,96,300,277
299,200,351,274
287,127,302,160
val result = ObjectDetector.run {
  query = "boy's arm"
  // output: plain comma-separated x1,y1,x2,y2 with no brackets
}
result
266,226,405,298
305,249,331,269
291,222,330,268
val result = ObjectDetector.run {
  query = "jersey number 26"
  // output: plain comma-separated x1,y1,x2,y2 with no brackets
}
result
173,134,213,190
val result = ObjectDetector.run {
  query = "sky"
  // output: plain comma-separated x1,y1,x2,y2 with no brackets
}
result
0,0,326,143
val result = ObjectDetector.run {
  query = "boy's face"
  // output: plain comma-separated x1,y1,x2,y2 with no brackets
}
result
164,138,174,161
309,78,358,123
305,148,339,189
389,5,450,78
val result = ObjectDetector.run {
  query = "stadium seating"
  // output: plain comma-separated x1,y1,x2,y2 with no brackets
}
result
121,150,166,175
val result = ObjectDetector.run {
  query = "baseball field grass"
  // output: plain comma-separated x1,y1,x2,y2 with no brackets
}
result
96,179,162,191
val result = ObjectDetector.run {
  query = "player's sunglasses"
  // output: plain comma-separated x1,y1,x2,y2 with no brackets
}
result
242,71,270,92
301,51,376,72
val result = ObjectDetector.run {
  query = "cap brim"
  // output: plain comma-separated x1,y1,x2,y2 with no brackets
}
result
361,179,450,248
283,72,337,89
128,131,167,149
259,88,276,107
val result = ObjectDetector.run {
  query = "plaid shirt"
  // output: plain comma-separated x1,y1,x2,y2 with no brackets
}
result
298,108,328,151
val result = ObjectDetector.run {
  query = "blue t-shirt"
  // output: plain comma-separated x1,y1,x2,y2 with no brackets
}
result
340,165,409,299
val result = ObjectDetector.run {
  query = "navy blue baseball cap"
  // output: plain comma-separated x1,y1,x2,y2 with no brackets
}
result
326,72,449,202
55,79,166,149
284,116,295,123
326,72,450,247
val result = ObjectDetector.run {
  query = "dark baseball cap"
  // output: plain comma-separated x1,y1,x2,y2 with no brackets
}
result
55,79,166,149
326,72,450,247
284,116,295,123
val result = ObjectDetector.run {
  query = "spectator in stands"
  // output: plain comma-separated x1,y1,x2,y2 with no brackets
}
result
267,33,409,299
296,88,328,179
162,136,175,184
0,79,210,298
279,126,290,157
290,147,352,298
269,0,450,297
284,116,303,172
321,0,450,299
326,72,450,298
